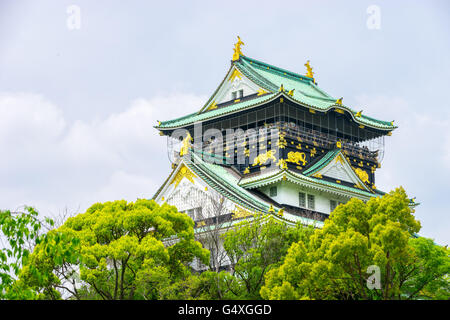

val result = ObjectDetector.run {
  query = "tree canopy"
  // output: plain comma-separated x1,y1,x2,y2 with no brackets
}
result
260,187,450,300
12,199,209,300
1,188,448,300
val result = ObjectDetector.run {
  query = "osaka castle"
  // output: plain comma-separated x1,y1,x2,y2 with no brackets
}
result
152,37,400,237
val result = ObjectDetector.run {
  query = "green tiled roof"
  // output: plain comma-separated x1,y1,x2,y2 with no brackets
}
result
239,167,379,199
155,55,396,131
156,93,277,129
303,149,341,176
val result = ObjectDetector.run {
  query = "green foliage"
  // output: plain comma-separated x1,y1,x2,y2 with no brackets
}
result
17,199,209,300
260,187,450,300
3,188,448,300
0,207,67,299
222,214,313,299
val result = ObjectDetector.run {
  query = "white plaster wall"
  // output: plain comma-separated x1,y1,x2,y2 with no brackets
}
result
259,181,349,214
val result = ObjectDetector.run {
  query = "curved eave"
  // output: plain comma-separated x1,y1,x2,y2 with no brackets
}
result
239,168,379,200
281,93,396,131
155,93,279,130
155,92,395,133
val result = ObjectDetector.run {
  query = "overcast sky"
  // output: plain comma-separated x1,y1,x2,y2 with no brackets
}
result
1,0,449,245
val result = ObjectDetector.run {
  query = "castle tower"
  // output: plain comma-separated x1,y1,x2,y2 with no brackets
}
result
153,38,398,230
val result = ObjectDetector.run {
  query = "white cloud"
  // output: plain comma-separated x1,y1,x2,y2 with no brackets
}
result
355,94,450,245
0,92,206,218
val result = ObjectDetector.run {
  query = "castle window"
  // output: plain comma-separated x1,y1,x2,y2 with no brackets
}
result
231,91,237,100
239,89,244,98
307,194,315,210
185,207,203,221
270,186,277,197
299,192,306,207
330,200,337,212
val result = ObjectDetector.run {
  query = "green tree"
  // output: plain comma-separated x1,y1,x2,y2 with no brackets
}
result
18,199,209,300
0,207,56,299
261,187,450,300
223,213,313,299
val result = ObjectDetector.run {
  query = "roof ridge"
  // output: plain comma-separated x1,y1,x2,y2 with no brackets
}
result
240,55,313,82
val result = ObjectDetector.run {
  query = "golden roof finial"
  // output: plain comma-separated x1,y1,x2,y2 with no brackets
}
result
304,60,315,80
232,36,245,61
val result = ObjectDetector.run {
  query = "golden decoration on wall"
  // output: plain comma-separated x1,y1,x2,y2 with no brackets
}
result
354,167,369,184
313,172,323,179
277,134,287,149
171,164,196,188
336,141,342,148
207,101,218,111
296,143,302,150
197,221,206,227
243,167,250,174
257,88,268,96
180,133,192,156
286,151,307,166
232,206,253,219
229,69,243,82
232,36,244,61
252,149,277,166
277,158,288,170
335,154,345,164
268,205,275,213
310,147,317,157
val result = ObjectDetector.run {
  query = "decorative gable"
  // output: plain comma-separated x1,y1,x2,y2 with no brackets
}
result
308,151,372,192
200,66,269,113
